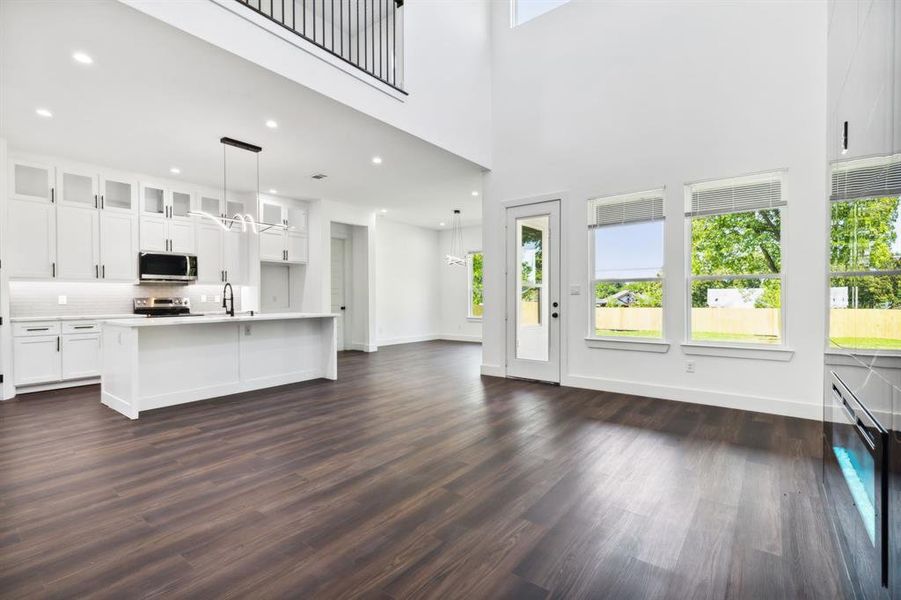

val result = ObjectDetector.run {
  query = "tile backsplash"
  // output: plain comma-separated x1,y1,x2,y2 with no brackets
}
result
9,281,244,318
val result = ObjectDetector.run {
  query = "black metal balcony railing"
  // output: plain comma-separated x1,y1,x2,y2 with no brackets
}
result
235,0,405,93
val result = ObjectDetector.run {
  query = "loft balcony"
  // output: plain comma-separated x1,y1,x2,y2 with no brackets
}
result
234,0,405,92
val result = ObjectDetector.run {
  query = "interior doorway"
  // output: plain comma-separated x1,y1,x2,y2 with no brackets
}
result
330,236,349,351
330,221,370,352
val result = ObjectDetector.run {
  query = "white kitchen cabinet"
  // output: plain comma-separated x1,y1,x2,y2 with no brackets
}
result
199,193,225,219
287,232,308,263
261,201,307,232
8,197,57,279
140,214,168,252
100,211,138,280
61,334,101,379
260,230,285,262
56,205,100,280
14,336,61,386
140,183,195,252
196,224,225,283
224,229,245,284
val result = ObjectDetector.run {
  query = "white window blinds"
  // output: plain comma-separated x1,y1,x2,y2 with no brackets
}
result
685,172,785,217
830,154,901,202
588,189,665,229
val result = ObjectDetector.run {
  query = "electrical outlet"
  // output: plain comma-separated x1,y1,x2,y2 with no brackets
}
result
685,360,696,373
58,295,67,305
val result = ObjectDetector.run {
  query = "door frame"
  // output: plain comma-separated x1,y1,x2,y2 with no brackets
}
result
330,235,350,351
504,194,565,383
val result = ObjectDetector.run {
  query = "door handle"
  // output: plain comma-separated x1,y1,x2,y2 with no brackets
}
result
552,312,559,318
102,265,106,278
56,336,60,352
552,301,559,308
100,194,104,209
94,194,98,209
95,265,99,278
52,262,56,278
340,306,346,310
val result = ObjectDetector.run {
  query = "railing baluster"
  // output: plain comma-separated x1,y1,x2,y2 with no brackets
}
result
231,0,402,91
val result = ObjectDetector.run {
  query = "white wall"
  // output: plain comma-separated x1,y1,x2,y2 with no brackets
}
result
438,225,483,342
375,218,441,345
482,0,828,419
123,0,492,168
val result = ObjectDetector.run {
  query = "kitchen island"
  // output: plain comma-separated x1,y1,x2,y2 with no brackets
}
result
100,313,338,419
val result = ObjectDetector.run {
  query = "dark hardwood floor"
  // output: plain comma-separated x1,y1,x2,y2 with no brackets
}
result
0,341,849,599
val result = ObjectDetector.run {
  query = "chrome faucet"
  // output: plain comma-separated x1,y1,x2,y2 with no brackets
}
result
222,282,235,317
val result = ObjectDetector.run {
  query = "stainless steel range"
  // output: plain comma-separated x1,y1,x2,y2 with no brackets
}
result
133,297,193,317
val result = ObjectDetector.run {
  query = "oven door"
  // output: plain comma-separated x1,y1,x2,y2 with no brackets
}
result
138,253,197,282
824,372,888,599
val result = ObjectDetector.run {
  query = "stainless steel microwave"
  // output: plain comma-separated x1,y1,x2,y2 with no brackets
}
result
138,252,197,283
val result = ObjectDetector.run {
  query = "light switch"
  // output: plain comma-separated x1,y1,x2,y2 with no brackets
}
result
569,285,581,295
58,295,67,305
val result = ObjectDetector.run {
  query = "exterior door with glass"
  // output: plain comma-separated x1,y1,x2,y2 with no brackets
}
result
506,200,561,382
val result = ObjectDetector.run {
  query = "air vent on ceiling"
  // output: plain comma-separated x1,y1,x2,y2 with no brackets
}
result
311,173,328,180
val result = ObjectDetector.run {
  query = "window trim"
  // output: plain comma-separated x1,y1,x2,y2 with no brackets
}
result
587,189,666,345
683,171,789,349
467,250,483,321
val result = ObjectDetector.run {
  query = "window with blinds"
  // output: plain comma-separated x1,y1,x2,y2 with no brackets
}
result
685,172,785,346
828,154,901,351
685,172,785,217
588,189,665,340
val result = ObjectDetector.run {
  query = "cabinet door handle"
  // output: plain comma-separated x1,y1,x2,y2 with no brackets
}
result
52,262,56,278
51,187,55,204
94,194,98,209
57,336,60,352
95,265,99,278
100,194,104,209
225,270,228,281
102,265,105,278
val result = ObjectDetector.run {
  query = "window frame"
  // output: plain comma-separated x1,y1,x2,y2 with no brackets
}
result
587,189,666,343
683,171,788,349
467,250,484,321
827,154,901,351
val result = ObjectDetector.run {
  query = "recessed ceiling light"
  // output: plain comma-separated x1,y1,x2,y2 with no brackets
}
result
269,189,278,194
471,191,479,196
380,209,388,214
35,108,53,118
372,156,383,165
72,51,93,64
169,167,181,174
440,222,446,227
265,119,278,129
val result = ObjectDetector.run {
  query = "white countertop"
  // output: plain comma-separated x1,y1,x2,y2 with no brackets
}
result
102,312,338,327
11,314,139,323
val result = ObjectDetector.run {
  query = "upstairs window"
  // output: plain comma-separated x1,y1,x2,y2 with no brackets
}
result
685,172,786,345
829,154,901,350
589,189,665,339
511,0,570,26
468,251,484,319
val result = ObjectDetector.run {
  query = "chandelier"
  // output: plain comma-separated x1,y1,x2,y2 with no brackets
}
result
445,209,466,266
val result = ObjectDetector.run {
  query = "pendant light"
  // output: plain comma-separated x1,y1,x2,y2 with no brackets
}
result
445,209,466,266
188,137,289,234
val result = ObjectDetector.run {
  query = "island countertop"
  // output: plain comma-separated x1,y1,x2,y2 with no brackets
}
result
102,312,339,328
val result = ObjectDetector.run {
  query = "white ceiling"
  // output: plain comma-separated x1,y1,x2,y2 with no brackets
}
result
0,0,483,229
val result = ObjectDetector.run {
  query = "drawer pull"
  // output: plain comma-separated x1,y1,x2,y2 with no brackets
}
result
26,327,50,332
73,325,94,330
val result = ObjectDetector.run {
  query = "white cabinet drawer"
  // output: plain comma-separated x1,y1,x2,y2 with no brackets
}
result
62,321,99,334
13,321,61,337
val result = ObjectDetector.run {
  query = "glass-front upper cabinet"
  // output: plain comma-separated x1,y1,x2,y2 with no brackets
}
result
11,161,54,203
102,176,136,212
59,168,97,208
200,194,223,218
141,183,165,216
170,190,193,219
261,202,282,225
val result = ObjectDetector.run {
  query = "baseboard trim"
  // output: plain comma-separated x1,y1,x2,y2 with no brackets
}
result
563,373,821,421
377,334,440,347
14,378,100,396
437,334,482,343
345,342,377,352
480,363,506,377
